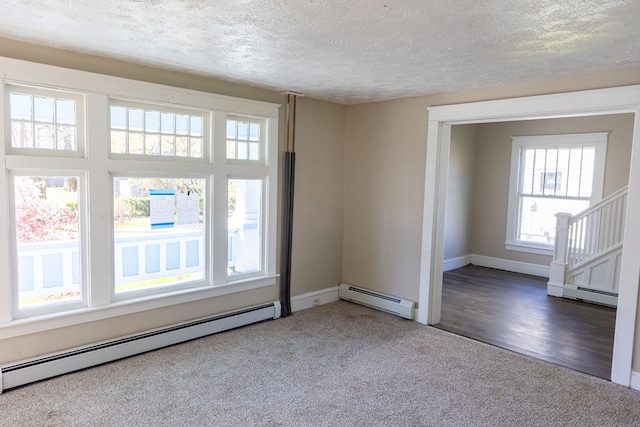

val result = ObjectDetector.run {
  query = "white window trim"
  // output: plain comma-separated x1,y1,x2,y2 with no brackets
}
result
5,83,86,158
0,56,279,335
505,132,608,255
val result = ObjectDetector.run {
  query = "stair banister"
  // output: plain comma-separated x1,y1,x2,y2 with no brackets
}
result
548,212,572,297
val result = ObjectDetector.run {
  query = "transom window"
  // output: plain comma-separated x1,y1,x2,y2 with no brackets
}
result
7,85,83,155
110,102,206,160
506,133,608,253
226,117,262,162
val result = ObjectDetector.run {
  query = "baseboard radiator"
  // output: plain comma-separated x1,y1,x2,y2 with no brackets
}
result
338,283,414,319
0,302,281,393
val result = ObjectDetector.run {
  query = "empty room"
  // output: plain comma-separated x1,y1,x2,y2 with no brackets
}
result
1,1,640,426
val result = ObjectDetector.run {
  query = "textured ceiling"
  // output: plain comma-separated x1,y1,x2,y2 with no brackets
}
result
1,1,639,104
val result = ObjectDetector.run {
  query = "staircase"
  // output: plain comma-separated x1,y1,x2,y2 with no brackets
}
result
547,186,628,307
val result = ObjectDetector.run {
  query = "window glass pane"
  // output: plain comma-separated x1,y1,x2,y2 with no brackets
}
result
567,148,583,197
542,150,558,196
226,120,237,139
228,179,262,276
238,142,248,160
518,196,589,246
56,99,76,125
14,175,81,309
128,108,144,131
35,124,55,149
57,125,77,151
520,149,535,194
161,112,175,134
176,137,188,157
11,121,34,148
238,121,249,140
556,149,570,197
113,177,205,295
161,135,175,156
111,130,127,154
580,148,596,198
145,134,160,156
532,149,546,196
145,111,160,132
34,96,55,123
190,137,203,158
129,133,144,155
176,114,189,135
190,116,203,136
226,139,236,159
111,106,127,130
249,123,260,142
249,142,259,160
10,93,32,120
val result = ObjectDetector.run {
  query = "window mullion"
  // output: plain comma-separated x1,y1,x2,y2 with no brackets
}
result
86,93,113,307
212,112,228,285
0,82,12,322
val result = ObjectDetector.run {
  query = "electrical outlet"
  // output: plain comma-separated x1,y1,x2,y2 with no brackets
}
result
312,298,321,306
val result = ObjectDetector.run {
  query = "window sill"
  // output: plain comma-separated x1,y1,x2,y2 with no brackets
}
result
505,242,554,256
0,275,278,340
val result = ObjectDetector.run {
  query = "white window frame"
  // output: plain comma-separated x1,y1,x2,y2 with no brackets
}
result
505,132,608,255
5,83,86,158
0,56,279,337
108,98,210,162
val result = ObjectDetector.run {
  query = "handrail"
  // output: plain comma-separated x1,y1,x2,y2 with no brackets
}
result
569,185,628,225
566,187,627,268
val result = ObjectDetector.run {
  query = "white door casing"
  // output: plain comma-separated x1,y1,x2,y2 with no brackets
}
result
418,85,640,387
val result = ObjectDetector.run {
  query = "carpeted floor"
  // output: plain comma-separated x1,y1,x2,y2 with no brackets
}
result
1,301,639,426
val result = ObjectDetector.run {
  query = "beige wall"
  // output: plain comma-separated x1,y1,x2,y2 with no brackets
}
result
343,97,429,301
344,69,640,303
290,97,346,295
0,39,346,364
444,125,477,260
470,114,634,264
343,67,640,373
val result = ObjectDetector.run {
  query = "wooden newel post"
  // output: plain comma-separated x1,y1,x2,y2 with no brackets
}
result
547,212,571,297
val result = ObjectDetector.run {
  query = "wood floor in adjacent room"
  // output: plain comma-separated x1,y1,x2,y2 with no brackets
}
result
434,264,617,380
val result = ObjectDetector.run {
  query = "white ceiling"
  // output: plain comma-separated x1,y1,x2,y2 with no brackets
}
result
1,1,639,104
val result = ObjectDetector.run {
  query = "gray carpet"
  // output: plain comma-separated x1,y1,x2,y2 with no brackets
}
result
1,301,639,426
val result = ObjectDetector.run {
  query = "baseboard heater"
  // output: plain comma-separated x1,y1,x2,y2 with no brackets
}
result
0,302,281,393
338,283,414,319
576,287,618,307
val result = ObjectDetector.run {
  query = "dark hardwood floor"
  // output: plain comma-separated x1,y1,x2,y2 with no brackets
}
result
434,264,617,380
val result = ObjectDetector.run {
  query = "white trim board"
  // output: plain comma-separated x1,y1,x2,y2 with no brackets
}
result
470,255,549,278
442,254,549,277
443,255,472,272
291,286,340,312
419,84,640,388
631,371,640,391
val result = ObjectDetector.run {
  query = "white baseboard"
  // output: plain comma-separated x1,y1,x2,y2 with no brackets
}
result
291,286,340,312
631,371,640,391
443,255,472,272
470,255,550,278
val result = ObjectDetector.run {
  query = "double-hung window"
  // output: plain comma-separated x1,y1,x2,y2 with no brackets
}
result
0,58,279,326
505,133,608,254
5,85,87,315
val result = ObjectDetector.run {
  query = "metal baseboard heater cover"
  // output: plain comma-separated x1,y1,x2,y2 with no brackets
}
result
0,302,281,393
338,283,414,319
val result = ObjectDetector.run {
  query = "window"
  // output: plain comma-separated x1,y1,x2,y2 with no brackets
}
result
12,175,83,312
506,133,608,254
228,178,262,276
7,85,84,155
110,102,206,160
1,61,278,326
113,177,205,297
226,117,262,162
